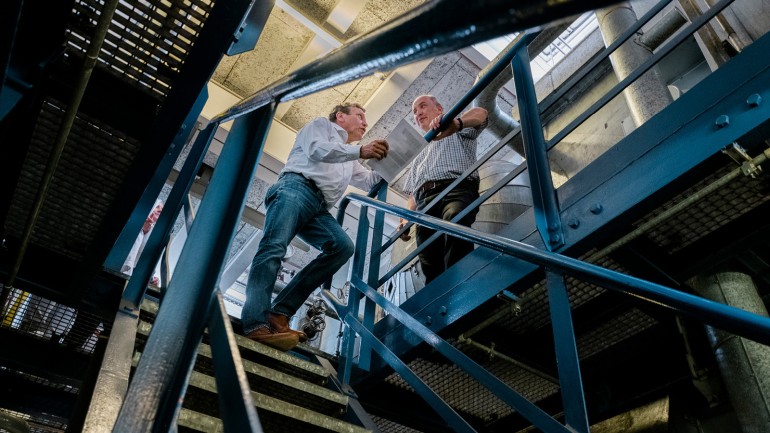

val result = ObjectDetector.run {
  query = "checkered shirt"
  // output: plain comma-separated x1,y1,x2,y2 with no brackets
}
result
403,118,488,195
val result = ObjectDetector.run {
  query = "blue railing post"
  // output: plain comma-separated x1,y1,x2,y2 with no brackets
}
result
512,43,564,251
105,86,210,272
113,103,277,432
545,270,589,433
359,184,388,371
122,122,217,308
208,291,263,432
339,199,373,384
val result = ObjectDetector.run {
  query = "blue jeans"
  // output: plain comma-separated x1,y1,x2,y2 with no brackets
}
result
415,179,479,284
241,173,354,334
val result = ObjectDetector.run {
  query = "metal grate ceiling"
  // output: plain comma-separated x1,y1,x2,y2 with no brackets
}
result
66,0,215,99
639,158,770,254
5,99,142,261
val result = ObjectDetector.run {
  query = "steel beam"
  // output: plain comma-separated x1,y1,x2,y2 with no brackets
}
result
366,30,770,368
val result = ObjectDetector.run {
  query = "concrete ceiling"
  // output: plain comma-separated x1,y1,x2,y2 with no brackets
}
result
196,0,518,281
210,0,428,132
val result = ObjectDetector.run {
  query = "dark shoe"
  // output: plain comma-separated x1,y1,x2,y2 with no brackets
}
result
244,326,299,352
268,313,308,343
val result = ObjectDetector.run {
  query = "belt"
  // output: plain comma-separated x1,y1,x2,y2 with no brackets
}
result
280,172,322,194
414,178,477,201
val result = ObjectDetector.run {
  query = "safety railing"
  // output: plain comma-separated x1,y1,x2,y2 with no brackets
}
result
376,0,738,287
112,1,635,432
329,192,770,433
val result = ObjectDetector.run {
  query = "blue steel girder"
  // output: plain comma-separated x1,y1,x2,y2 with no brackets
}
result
227,0,275,56
95,0,257,280
369,30,770,372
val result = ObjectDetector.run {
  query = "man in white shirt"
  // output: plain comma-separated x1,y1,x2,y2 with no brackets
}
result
242,103,388,351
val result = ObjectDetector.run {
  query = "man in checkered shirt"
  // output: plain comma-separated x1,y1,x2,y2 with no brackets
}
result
399,95,488,283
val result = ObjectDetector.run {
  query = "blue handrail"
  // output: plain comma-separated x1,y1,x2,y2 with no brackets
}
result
338,192,770,345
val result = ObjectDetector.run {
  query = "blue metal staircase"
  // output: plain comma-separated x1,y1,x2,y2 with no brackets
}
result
2,0,770,432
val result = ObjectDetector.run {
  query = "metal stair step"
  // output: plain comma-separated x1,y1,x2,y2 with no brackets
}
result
177,371,371,433
138,299,329,385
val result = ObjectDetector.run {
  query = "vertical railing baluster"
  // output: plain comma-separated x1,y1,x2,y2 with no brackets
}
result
545,270,589,433
359,184,388,369
340,203,372,385
512,43,564,251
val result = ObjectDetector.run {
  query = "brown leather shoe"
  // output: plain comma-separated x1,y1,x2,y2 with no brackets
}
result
268,313,308,343
244,326,299,352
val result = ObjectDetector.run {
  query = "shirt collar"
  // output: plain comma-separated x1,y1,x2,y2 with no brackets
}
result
330,120,349,143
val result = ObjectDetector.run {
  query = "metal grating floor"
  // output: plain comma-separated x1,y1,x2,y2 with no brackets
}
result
1,286,109,353
638,158,770,253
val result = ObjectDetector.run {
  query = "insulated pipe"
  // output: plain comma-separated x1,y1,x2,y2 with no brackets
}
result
472,25,568,154
596,2,673,126
688,271,770,433
638,7,688,51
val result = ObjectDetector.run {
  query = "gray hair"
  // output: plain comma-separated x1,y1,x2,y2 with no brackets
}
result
328,102,365,122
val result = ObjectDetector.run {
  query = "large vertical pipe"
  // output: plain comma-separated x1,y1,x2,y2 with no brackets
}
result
689,271,770,433
595,3,673,126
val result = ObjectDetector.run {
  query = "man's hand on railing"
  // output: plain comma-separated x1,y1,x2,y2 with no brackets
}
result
397,218,412,241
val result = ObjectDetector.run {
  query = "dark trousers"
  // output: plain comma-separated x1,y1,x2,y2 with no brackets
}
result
415,179,479,284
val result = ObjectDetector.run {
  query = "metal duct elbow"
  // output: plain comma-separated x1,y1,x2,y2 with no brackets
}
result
472,25,568,156
474,66,520,140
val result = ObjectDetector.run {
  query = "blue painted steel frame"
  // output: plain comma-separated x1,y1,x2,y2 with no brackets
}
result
341,193,770,345
227,0,275,56
104,87,209,273
122,123,217,308
367,12,770,370
545,270,588,433
114,104,275,432
208,291,263,432
344,275,574,433
512,44,563,251
101,0,257,275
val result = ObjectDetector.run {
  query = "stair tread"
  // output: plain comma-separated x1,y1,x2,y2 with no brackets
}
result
180,371,371,433
136,305,329,382
135,322,347,415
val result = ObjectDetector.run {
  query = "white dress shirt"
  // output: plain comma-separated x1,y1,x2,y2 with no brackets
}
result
282,117,381,209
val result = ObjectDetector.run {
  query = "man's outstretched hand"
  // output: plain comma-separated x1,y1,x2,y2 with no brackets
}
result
360,139,389,160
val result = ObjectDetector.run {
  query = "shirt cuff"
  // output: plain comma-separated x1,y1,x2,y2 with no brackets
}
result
348,144,363,160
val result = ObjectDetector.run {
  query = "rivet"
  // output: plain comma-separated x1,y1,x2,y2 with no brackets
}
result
715,115,730,128
747,94,762,107
426,316,433,325
590,204,603,214
439,306,448,316
567,218,580,229
549,234,562,244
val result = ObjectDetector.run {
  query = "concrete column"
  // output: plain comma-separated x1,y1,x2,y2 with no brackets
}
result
595,3,673,126
689,271,770,433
